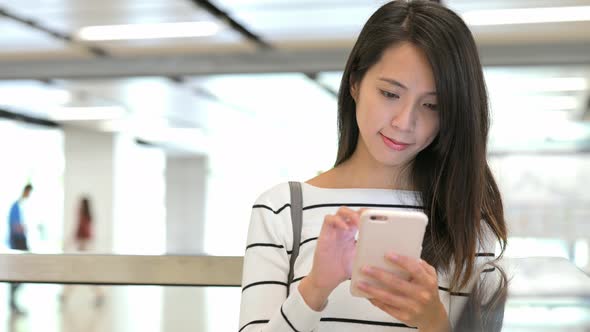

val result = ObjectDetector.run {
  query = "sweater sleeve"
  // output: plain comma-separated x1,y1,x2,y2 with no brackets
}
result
239,192,323,332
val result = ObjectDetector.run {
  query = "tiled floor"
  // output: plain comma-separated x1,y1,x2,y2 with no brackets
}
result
1,284,241,332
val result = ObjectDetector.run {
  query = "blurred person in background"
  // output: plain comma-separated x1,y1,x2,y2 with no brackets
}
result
60,196,104,307
74,196,93,251
7,183,33,315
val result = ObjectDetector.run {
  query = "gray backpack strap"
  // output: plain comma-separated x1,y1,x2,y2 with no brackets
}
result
287,181,303,296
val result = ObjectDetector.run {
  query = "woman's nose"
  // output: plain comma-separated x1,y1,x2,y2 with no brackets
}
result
391,102,416,132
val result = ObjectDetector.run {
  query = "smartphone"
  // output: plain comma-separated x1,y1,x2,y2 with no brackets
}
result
350,209,428,298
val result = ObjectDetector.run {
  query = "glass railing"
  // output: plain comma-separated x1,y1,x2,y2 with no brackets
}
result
499,257,590,332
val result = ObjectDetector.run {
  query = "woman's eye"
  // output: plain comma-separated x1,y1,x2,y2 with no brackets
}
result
380,90,399,99
424,103,438,111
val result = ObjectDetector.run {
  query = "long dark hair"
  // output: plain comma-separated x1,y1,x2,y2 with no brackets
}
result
335,0,507,289
455,262,508,331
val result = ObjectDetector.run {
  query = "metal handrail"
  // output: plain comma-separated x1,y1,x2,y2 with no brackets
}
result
2,253,589,299
0,251,243,286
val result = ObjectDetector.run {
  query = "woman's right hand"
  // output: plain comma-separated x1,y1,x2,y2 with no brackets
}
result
299,207,363,310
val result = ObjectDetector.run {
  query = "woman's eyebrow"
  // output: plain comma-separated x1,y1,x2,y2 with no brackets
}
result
379,77,407,89
378,77,437,95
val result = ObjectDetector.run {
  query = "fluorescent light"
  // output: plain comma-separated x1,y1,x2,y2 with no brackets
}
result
551,122,590,142
50,106,127,121
492,96,579,112
462,6,590,26
99,118,204,141
574,240,589,269
77,21,220,41
138,127,205,143
99,118,209,152
0,87,71,107
487,77,588,93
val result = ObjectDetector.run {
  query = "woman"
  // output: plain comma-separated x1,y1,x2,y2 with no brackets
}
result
239,1,507,331
75,197,93,250
61,196,104,306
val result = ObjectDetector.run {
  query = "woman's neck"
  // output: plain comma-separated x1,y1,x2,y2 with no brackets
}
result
309,146,413,190
339,152,412,189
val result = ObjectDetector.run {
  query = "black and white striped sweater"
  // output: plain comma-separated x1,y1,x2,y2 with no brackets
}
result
239,182,496,331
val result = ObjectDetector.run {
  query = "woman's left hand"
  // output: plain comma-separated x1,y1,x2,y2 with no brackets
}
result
357,253,450,332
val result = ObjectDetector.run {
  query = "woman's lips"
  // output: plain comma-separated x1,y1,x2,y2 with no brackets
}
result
380,133,410,151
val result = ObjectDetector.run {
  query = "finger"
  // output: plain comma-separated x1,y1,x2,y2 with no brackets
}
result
369,299,415,327
324,214,350,230
362,266,419,297
366,265,439,307
335,206,361,227
419,259,437,276
369,298,398,314
358,281,416,309
386,253,430,284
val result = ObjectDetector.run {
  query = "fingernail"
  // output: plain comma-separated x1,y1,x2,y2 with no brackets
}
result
362,266,373,274
388,253,399,261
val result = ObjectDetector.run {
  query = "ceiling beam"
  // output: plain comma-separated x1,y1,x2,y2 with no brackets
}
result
189,0,271,49
0,43,589,80
304,72,338,97
188,1,337,97
0,6,109,57
0,108,59,128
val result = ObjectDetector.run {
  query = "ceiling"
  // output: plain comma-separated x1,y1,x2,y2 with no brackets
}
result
0,0,589,155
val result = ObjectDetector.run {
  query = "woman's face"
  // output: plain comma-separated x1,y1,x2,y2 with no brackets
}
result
352,42,440,169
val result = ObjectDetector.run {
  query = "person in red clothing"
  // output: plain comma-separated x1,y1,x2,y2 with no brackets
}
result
75,197,93,250
60,196,104,306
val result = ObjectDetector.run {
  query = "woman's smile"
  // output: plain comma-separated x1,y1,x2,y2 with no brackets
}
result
380,132,411,151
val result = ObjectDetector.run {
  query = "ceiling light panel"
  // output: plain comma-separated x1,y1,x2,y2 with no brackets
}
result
484,65,590,152
462,6,590,26
49,106,127,121
57,77,207,128
445,0,590,12
484,67,590,101
77,22,221,41
0,80,71,116
488,77,588,93
0,0,201,30
188,73,336,120
210,0,382,41
0,0,242,45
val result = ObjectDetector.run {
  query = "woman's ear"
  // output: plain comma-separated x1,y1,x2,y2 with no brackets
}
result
350,76,359,102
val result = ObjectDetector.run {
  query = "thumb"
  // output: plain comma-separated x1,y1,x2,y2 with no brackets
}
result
358,208,369,216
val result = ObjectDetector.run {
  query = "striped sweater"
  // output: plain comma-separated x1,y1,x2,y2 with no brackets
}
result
239,182,496,331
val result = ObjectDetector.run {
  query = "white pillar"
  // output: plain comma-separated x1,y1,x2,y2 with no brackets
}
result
64,128,166,254
162,156,208,331
165,156,208,254
63,126,115,252
112,136,166,254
